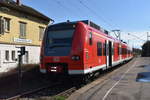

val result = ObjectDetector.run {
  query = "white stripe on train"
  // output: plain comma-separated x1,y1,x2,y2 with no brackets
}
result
69,57,132,75
40,57,133,74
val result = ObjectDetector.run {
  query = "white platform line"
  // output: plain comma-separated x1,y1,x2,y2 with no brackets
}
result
102,60,137,100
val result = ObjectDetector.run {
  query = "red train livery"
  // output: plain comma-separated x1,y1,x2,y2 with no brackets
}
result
40,20,133,76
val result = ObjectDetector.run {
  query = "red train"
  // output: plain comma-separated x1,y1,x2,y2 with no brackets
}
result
40,20,133,78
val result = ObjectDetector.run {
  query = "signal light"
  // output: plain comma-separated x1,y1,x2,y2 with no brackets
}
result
71,55,80,60
17,46,26,56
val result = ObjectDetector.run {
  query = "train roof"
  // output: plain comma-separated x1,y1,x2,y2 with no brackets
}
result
49,20,109,34
49,20,130,47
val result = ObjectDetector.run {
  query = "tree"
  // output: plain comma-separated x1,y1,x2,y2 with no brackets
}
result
141,41,150,57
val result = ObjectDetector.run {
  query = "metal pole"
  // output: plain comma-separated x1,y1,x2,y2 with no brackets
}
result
147,32,148,41
118,32,121,40
18,54,22,94
16,46,25,96
128,33,130,45
147,32,150,41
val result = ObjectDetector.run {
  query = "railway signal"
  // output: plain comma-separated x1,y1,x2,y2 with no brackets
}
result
18,46,26,56
16,46,26,94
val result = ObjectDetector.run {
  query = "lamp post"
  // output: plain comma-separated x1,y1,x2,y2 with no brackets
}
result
147,32,150,41
128,33,130,45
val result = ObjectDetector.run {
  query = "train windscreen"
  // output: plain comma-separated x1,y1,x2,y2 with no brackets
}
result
45,28,75,56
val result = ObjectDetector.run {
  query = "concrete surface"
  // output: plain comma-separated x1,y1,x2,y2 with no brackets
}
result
68,57,150,100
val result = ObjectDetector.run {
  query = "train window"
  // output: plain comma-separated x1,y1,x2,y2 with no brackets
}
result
97,42,102,56
103,43,106,56
89,32,93,45
121,47,122,54
105,43,109,56
123,48,125,54
112,43,114,55
124,48,125,54
118,47,119,55
122,48,126,55
45,29,74,56
117,44,120,55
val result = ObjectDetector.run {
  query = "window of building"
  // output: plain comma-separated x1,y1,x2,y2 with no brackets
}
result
0,17,4,35
12,51,16,61
24,51,29,64
97,42,102,56
0,17,10,34
4,18,10,32
19,22,26,38
39,27,45,41
5,50,9,61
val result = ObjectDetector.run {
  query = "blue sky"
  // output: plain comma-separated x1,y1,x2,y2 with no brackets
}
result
22,0,150,48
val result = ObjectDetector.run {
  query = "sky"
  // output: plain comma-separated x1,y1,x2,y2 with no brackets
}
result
22,0,150,48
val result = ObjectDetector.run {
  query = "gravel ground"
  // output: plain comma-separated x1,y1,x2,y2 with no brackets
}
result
0,65,52,99
0,65,77,100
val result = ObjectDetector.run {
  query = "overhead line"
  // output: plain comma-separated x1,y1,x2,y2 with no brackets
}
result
53,0,76,17
78,0,116,29
52,0,118,30
128,33,146,41
66,0,87,18
85,0,120,29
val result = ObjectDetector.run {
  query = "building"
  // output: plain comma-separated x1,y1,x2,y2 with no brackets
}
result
0,0,53,72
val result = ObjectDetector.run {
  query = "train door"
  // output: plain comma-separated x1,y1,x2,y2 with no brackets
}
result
106,40,112,68
108,41,112,67
105,40,108,68
85,31,94,66
106,40,112,69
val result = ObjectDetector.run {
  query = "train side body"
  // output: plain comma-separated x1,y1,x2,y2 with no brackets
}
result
40,20,133,76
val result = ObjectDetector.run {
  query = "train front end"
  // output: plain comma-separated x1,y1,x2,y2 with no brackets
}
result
40,21,86,76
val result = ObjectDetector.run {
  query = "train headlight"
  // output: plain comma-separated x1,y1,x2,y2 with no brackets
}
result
71,55,80,60
71,56,76,60
76,56,80,60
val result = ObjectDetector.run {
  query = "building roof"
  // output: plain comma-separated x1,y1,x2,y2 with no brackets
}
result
0,0,53,22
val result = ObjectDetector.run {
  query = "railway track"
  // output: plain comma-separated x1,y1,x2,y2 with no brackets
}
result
6,83,61,100
54,87,76,98
5,84,77,100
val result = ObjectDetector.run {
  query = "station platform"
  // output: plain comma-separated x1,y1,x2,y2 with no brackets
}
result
68,57,150,100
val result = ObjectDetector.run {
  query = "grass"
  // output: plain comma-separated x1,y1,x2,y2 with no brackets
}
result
53,96,66,100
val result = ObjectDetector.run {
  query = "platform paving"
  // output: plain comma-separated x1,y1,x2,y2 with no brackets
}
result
68,57,150,100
